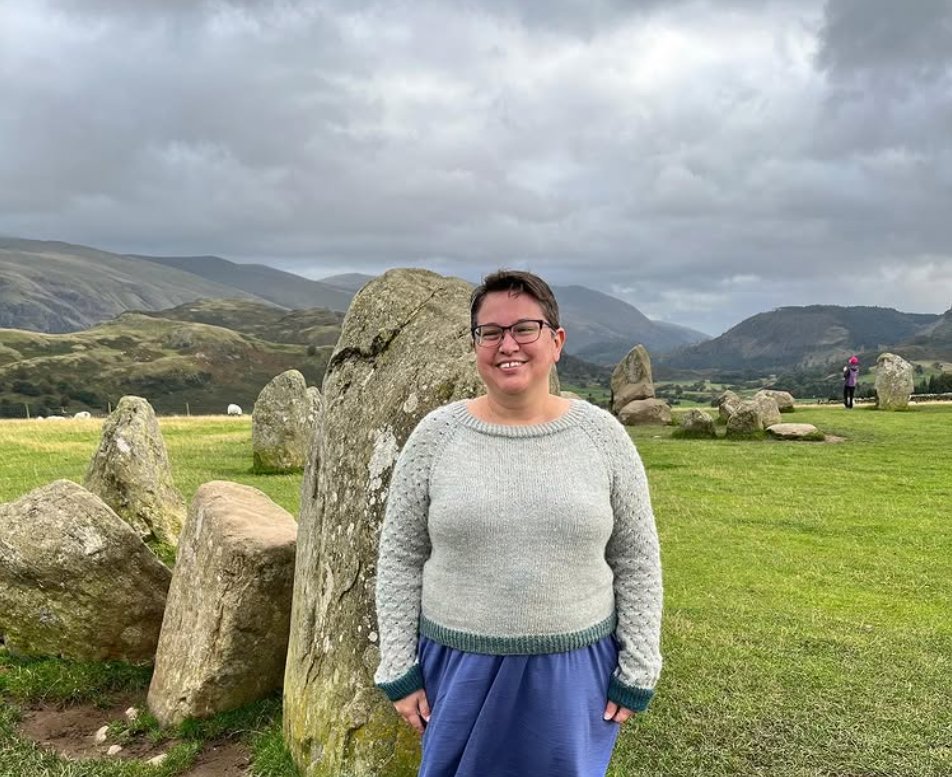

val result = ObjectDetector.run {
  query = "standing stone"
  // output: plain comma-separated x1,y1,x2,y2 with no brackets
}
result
751,394,782,428
0,480,171,661
617,398,672,426
284,269,485,777
717,390,742,422
84,396,186,546
678,408,716,438
875,353,914,410
725,401,764,438
610,344,655,414
148,482,297,727
756,390,795,413
252,370,313,472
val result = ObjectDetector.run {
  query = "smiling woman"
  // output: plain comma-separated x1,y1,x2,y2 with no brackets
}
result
373,270,664,777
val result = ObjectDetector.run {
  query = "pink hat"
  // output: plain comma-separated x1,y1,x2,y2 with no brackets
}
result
849,356,858,364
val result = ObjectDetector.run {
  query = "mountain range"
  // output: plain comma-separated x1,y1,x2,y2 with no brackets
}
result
657,305,948,373
0,237,708,363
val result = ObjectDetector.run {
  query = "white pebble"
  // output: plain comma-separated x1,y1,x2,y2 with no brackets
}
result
94,725,109,743
107,744,123,756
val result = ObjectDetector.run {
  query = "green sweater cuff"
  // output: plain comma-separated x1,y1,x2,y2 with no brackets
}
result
607,676,654,712
377,664,424,702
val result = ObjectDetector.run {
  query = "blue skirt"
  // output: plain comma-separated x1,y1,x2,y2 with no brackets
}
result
417,633,621,777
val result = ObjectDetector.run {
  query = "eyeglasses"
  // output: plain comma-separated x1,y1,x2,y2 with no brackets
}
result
471,319,558,347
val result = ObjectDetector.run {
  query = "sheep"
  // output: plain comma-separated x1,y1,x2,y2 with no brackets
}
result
74,411,92,419
227,404,243,416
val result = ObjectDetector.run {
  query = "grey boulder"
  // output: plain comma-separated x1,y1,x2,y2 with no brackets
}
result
678,408,716,438
610,344,655,414
725,401,764,438
147,481,297,727
875,353,914,410
766,423,822,440
618,398,671,426
252,370,313,472
0,480,171,661
84,396,186,546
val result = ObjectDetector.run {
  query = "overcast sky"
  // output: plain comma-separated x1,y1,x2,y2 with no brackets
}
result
2,0,951,335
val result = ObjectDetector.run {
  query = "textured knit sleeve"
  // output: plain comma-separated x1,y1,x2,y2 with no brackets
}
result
603,415,663,712
373,410,444,701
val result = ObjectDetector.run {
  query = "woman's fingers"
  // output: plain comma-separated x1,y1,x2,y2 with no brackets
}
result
603,701,636,724
394,689,431,735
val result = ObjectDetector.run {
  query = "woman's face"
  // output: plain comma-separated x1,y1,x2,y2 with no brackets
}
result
472,290,565,400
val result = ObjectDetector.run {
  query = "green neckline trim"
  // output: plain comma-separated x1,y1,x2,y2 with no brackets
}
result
420,612,616,655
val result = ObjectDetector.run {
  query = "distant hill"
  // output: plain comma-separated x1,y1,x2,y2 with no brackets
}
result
553,285,709,364
0,312,331,417
658,305,941,372
881,305,952,362
133,254,354,312
136,298,344,347
0,238,266,334
318,273,375,294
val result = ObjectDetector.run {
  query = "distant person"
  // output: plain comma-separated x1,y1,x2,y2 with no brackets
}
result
843,356,859,408
374,269,663,777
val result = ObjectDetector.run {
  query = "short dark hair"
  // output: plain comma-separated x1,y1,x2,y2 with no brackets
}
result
470,270,560,333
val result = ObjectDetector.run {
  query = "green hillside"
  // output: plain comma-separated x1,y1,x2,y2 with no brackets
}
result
0,238,266,333
0,313,331,418
136,298,344,347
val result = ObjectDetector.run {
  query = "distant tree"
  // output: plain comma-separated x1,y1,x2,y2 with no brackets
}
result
12,380,40,396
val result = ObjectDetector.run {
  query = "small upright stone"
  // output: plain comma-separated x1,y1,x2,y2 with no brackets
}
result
611,344,655,414
148,481,297,728
678,408,716,438
875,353,914,410
756,390,795,413
751,393,782,428
252,370,313,472
717,390,741,422
84,396,186,546
0,480,171,661
725,401,764,438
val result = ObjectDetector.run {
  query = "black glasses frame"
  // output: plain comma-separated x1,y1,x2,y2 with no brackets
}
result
471,319,559,347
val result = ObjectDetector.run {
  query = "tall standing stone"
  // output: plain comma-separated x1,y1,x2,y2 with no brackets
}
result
610,344,655,414
283,269,485,777
0,480,171,661
252,370,313,472
875,353,914,410
84,396,186,546
148,481,297,727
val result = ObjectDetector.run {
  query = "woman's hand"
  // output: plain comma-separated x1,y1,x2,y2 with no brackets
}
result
603,700,636,724
394,689,431,735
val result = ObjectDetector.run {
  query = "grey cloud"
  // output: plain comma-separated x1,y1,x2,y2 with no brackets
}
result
1,0,950,336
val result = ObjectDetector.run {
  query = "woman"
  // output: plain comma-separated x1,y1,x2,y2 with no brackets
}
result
843,356,859,408
374,270,663,777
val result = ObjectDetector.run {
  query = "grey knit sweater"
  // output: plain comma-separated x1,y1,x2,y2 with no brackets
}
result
374,399,663,711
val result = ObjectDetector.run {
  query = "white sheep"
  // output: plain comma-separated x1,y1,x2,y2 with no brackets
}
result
227,404,243,416
45,415,66,422
74,411,92,419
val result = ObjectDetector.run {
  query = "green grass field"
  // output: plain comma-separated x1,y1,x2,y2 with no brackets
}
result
2,406,951,776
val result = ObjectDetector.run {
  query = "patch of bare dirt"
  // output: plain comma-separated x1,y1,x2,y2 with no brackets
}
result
14,691,252,775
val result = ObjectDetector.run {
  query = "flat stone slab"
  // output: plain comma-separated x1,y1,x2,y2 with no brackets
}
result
766,423,821,440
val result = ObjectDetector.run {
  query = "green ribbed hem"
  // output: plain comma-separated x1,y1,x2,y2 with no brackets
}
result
377,664,424,701
607,676,654,712
419,613,617,655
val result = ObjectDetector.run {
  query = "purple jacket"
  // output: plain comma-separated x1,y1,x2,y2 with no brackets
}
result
844,364,859,387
